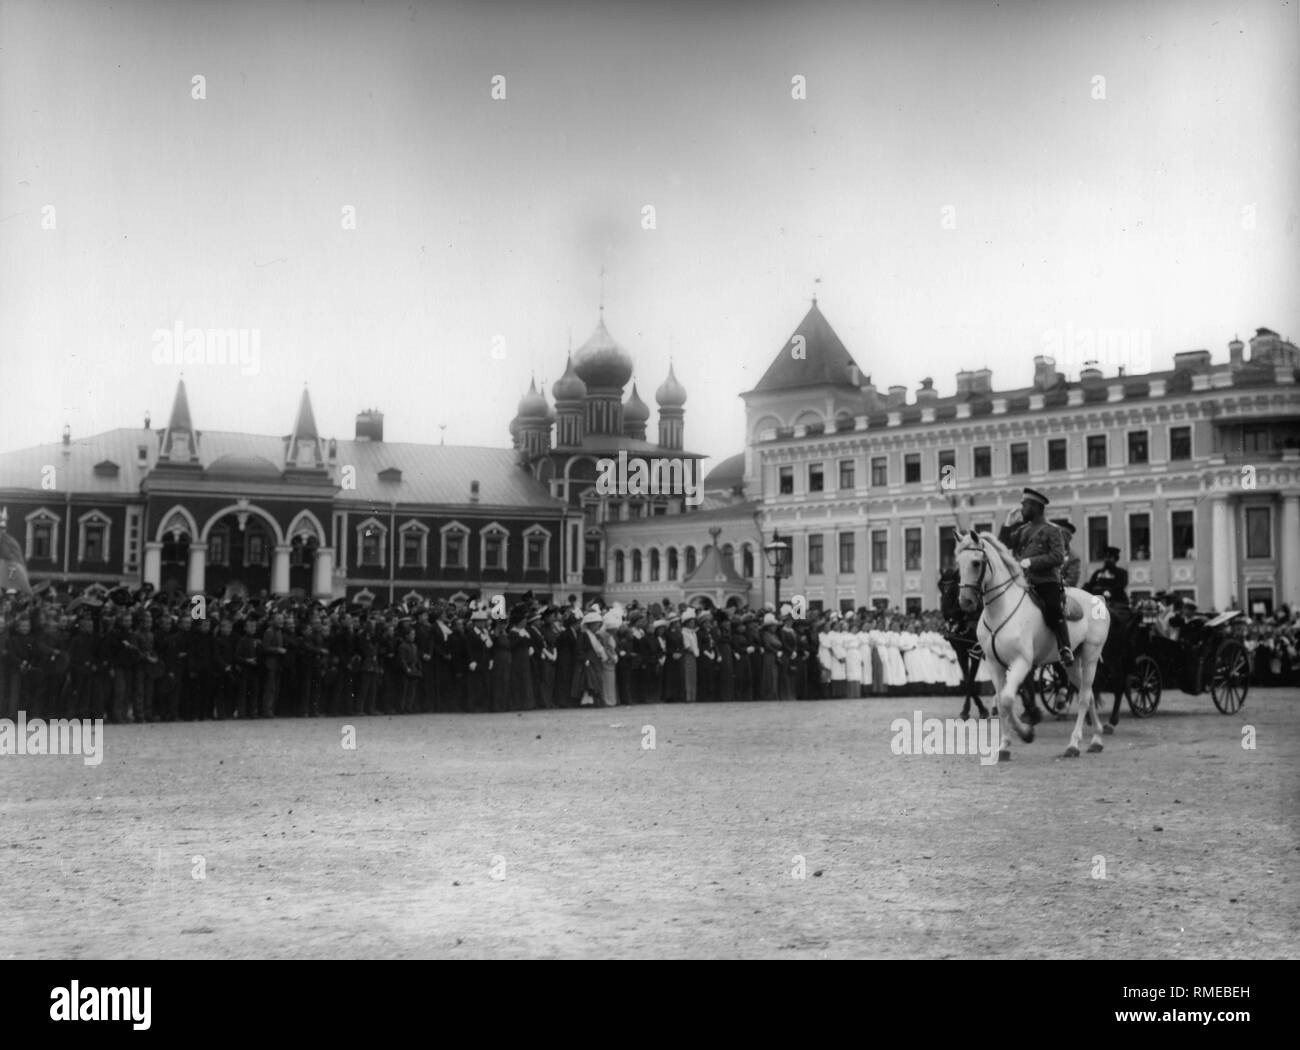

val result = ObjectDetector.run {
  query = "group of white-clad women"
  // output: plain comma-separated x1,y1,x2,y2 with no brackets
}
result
816,621,992,696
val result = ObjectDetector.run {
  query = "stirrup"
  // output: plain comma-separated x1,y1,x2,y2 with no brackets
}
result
969,644,985,661
1058,646,1074,666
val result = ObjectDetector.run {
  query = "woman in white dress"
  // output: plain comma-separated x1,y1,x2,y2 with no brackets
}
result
829,622,848,698
844,628,863,699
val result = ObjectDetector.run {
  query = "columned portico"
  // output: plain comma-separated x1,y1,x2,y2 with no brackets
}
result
1281,494,1300,608
144,541,164,589
272,544,293,595
312,546,334,598
186,542,207,593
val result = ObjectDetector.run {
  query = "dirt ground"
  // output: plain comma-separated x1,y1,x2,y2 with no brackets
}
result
2,687,1296,959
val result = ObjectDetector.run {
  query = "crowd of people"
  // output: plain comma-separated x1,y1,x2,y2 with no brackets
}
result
1,581,1293,724
0,582,1001,722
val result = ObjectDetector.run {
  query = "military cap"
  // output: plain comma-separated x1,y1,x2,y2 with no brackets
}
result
1021,488,1050,506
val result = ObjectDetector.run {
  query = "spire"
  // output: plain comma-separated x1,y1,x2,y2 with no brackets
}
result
167,379,193,432
812,276,821,305
599,264,606,318
291,386,319,440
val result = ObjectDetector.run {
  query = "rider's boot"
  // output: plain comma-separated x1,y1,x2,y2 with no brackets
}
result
1054,622,1074,667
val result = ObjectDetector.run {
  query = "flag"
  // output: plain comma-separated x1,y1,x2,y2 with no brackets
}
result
0,525,32,594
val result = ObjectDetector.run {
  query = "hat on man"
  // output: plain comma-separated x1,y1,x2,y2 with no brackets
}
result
682,608,696,623
581,610,602,626
763,612,777,626
1051,518,1076,536
1021,487,1050,507
651,618,667,630
1104,546,1121,560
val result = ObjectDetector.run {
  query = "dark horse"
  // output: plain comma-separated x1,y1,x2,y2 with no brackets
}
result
939,568,988,719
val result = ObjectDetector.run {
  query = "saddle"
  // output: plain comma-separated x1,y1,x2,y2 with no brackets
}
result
1025,588,1086,621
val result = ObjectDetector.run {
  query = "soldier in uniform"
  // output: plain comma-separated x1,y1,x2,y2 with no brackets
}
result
1052,519,1081,589
999,487,1073,667
1085,546,1130,608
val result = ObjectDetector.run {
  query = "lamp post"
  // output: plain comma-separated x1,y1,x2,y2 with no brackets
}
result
763,531,791,610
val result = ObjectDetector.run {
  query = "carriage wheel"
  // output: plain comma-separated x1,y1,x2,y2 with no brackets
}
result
1125,655,1161,718
1033,663,1073,717
1210,640,1250,714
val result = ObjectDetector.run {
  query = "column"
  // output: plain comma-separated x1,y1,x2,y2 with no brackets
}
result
186,542,207,594
144,541,163,589
271,544,292,596
1281,495,1300,609
1210,497,1232,612
312,546,334,599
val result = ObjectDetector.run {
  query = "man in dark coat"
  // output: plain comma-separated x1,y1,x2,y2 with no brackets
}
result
1085,546,1130,608
999,488,1072,666
553,611,578,708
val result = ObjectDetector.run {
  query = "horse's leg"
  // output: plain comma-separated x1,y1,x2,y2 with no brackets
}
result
988,662,1013,761
971,653,989,717
956,646,971,719
1067,645,1106,756
998,657,1034,749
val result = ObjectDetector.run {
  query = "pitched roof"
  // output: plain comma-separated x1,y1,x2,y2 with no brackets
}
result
167,380,194,431
290,388,319,440
747,301,863,395
0,429,156,496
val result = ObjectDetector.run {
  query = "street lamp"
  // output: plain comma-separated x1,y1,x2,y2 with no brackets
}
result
763,531,791,610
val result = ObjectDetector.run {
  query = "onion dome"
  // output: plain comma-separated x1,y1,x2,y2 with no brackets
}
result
553,355,587,401
655,363,687,407
516,378,549,420
573,317,633,390
542,384,557,423
623,383,650,424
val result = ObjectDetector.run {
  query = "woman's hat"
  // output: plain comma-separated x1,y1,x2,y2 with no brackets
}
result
582,610,602,626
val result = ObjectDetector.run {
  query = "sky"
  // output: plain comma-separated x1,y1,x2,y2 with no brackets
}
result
1,0,1296,471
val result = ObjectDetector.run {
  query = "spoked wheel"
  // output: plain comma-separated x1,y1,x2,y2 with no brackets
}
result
1033,663,1074,717
1211,639,1250,714
1125,655,1162,718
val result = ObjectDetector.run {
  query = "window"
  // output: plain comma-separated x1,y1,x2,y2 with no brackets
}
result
1087,435,1107,468
904,453,921,484
1245,507,1271,559
839,532,855,574
808,463,824,492
742,544,754,578
525,532,547,571
78,511,111,564
779,466,793,495
839,598,855,614
1010,443,1028,475
631,550,643,582
1242,424,1271,454
905,597,922,616
358,518,387,568
684,547,697,575
398,522,428,569
974,522,993,536
441,523,469,570
973,446,991,478
667,548,679,580
482,529,506,571
939,525,957,571
614,551,626,583
124,506,142,572
1246,587,1274,617
1170,426,1191,461
584,535,601,571
649,549,661,582
1171,511,1195,559
808,534,824,575
937,449,955,485
25,509,59,562
208,528,229,567
904,528,921,571
871,597,889,612
290,535,316,567
245,530,268,567
1048,439,1067,472
722,544,734,570
1129,514,1150,562
1128,431,1149,465
1087,517,1109,562
838,459,855,490
871,530,888,572
871,457,888,487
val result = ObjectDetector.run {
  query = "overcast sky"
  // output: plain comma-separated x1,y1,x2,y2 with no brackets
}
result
1,0,1296,469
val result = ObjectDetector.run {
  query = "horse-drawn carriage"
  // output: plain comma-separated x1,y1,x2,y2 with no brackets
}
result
1029,603,1250,719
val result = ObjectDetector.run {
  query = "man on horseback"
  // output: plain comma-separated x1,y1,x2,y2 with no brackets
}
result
999,488,1073,668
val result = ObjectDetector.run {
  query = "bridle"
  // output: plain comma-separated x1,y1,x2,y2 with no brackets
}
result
957,534,1029,670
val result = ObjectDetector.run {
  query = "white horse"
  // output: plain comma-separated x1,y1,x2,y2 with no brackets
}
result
954,530,1111,761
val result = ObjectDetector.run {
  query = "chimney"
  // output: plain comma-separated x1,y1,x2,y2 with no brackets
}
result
1080,360,1103,382
886,384,907,408
1033,355,1057,391
1173,349,1212,372
847,364,860,386
470,480,480,503
144,410,152,429
915,377,938,403
1229,336,1245,369
355,408,384,442
61,423,70,447
968,368,993,395
955,370,973,397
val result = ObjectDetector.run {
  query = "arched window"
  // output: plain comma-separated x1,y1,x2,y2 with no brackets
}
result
742,543,755,578
667,547,678,580
614,550,626,583
684,546,697,575
649,549,661,582
723,543,735,570
631,550,643,583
